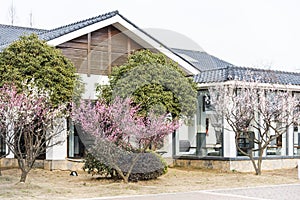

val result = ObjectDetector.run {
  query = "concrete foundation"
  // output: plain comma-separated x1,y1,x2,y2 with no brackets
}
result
229,158,299,172
174,159,230,171
174,157,300,172
1,158,84,171
44,159,84,171
2,157,299,173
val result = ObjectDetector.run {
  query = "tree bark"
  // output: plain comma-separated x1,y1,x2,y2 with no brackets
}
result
20,170,28,183
0,161,2,176
17,158,33,183
256,150,264,175
251,149,263,175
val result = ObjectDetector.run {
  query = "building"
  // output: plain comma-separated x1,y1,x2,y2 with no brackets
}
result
174,66,300,171
0,11,299,172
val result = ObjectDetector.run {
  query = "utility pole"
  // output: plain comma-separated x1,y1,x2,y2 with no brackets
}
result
8,0,16,25
29,11,33,27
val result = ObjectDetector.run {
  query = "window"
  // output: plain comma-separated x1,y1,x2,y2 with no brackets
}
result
0,134,6,156
237,131,254,156
202,95,212,112
67,120,85,158
294,125,300,156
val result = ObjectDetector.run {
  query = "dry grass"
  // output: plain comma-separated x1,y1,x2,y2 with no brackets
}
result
0,166,299,200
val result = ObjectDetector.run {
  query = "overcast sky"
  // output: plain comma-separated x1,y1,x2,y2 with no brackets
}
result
0,0,299,71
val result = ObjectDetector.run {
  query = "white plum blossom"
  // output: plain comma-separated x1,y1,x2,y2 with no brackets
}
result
209,73,300,175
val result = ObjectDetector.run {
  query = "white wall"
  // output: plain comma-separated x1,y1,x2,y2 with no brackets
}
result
80,74,109,100
177,117,197,144
163,116,197,157
223,120,236,157
46,118,68,160
6,145,14,158
288,126,294,156
159,133,173,157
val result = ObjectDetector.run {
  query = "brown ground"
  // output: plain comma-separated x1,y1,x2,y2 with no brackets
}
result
0,166,299,200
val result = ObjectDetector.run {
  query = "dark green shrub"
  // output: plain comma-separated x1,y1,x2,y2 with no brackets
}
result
83,139,168,182
83,153,115,177
83,151,167,182
116,152,167,182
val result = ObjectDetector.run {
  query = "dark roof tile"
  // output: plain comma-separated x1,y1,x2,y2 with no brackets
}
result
0,24,46,47
171,48,232,71
194,66,300,86
1,11,300,87
38,11,119,41
0,10,119,49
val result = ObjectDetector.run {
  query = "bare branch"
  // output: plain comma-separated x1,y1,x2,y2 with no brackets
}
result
209,73,300,175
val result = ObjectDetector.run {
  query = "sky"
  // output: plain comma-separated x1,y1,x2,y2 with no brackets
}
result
0,0,300,72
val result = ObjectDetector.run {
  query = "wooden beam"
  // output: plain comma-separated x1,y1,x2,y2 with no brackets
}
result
127,37,131,56
108,27,112,74
87,32,91,77
108,26,112,74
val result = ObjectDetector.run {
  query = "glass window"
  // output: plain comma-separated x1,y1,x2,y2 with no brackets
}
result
237,131,254,156
202,91,223,157
0,134,5,156
267,122,286,156
294,125,300,156
174,92,223,158
293,92,300,156
204,112,223,157
67,120,85,158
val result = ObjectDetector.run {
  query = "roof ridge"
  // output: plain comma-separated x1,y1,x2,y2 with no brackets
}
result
200,66,230,73
194,65,300,85
171,47,205,53
230,65,300,76
39,10,119,35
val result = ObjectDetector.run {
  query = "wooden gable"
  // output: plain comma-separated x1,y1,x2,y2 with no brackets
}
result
56,25,143,76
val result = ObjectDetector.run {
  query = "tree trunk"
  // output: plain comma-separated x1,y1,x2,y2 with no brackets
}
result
123,176,129,184
254,163,260,175
0,158,2,176
20,170,28,183
249,153,259,175
114,166,127,183
17,158,33,183
251,150,263,175
112,154,141,183
256,150,264,175
256,160,262,175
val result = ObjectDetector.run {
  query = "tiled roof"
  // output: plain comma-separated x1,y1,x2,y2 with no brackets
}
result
171,48,232,71
39,11,118,41
0,11,119,49
194,66,300,86
0,11,229,74
0,24,46,46
1,11,299,87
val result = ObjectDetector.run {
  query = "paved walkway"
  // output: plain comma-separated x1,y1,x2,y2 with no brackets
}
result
78,184,300,200
210,184,300,200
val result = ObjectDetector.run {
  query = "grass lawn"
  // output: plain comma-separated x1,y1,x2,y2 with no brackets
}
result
0,166,299,200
